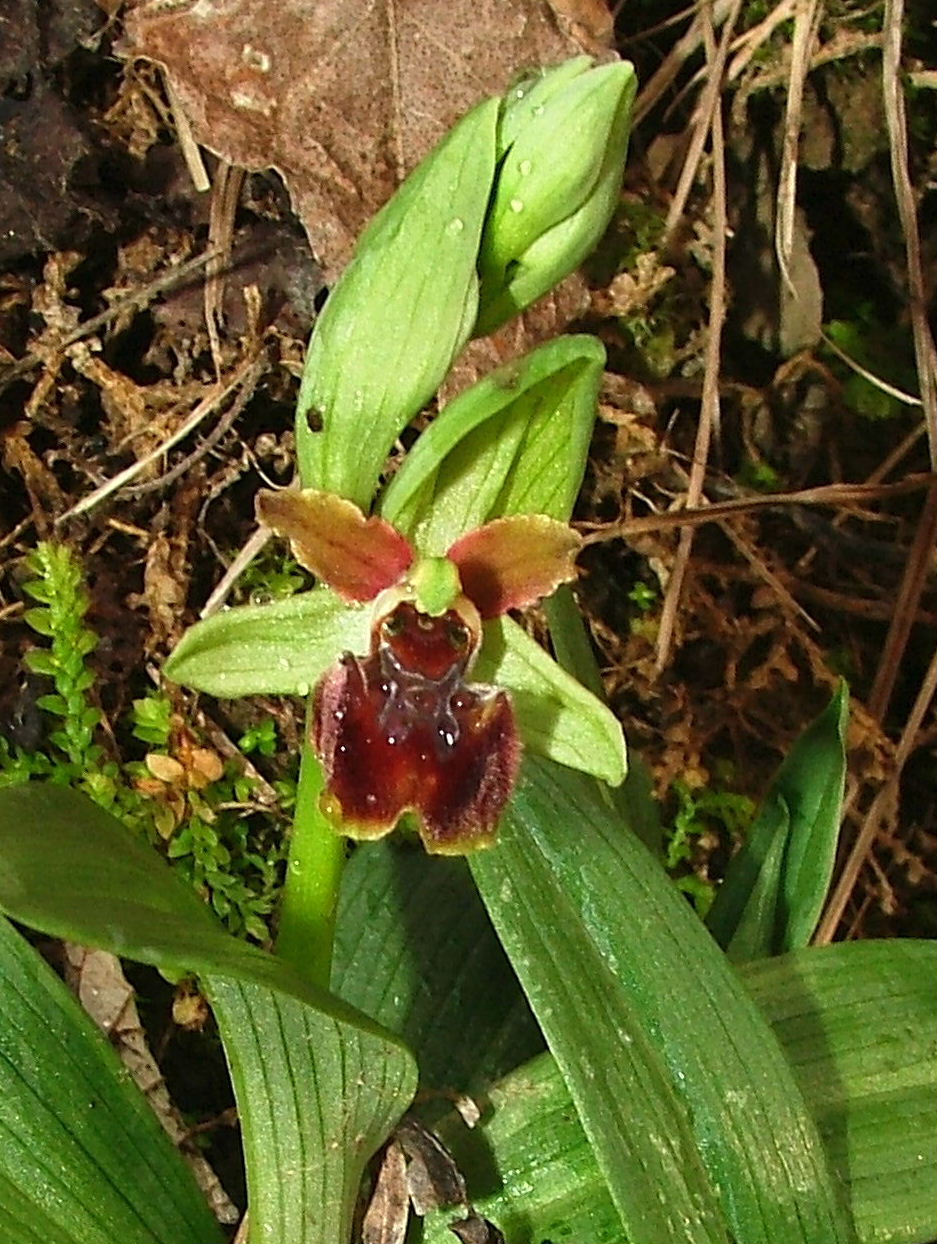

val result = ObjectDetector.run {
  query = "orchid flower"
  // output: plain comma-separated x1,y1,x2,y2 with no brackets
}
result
165,338,628,860
252,488,584,853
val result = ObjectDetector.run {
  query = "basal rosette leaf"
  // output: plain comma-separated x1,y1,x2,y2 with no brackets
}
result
0,914,223,1244
470,755,855,1244
0,783,417,1244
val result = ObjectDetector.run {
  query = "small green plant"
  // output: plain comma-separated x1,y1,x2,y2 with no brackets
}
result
736,456,783,492
2,543,290,941
236,546,308,603
21,541,102,771
665,778,756,916
824,303,919,421
627,578,659,612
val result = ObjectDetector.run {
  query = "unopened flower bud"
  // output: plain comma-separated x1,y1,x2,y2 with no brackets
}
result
477,59,637,335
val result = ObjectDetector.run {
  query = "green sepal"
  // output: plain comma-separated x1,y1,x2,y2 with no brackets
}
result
706,681,850,960
379,335,604,549
474,616,626,787
163,588,371,698
295,97,500,508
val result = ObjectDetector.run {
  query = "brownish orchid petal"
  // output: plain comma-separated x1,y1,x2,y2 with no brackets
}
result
446,515,582,619
312,601,521,854
256,488,414,602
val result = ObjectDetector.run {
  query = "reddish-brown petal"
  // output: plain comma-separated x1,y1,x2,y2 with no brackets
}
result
312,603,521,853
447,515,581,618
256,488,413,602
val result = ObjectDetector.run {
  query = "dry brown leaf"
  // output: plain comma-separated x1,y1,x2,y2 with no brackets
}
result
362,1141,410,1244
63,945,239,1225
146,751,186,783
123,0,600,276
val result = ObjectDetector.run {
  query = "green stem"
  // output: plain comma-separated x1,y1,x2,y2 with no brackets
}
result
275,728,346,988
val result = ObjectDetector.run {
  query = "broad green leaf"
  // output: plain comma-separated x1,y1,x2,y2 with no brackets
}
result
0,914,222,1244
331,841,543,1107
0,1167,70,1244
163,588,370,698
707,681,849,959
379,336,604,547
473,799,729,1243
423,941,935,1244
295,98,499,507
471,755,854,1244
0,784,416,1244
474,616,626,787
205,975,413,1244
424,1050,622,1244
743,941,937,1244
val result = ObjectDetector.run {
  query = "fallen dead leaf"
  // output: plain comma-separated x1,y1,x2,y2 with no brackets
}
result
362,1141,410,1244
64,944,239,1224
123,0,607,276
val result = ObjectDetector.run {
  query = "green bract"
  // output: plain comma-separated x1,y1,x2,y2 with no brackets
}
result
381,335,604,547
295,98,500,506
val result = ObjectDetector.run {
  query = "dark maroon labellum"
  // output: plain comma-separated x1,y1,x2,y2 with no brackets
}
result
312,601,520,853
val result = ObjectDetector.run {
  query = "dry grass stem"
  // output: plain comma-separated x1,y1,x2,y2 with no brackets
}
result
816,643,937,943
656,5,734,668
883,0,937,472
775,0,820,292
580,474,936,542
57,352,264,522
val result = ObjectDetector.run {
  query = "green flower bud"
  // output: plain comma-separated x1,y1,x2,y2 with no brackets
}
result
477,59,637,336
